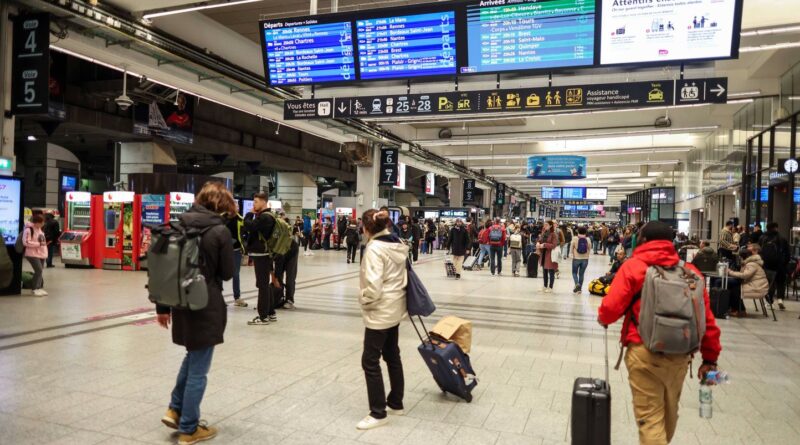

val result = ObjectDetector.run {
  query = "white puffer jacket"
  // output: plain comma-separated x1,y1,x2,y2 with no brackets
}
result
359,229,408,330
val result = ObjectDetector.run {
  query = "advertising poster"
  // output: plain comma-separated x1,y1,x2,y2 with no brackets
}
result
600,0,739,65
393,162,407,190
141,193,166,253
0,178,22,245
61,243,82,261
528,156,586,180
425,172,435,195
134,92,195,144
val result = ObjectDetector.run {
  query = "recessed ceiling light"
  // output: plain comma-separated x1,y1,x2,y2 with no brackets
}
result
27,135,37,141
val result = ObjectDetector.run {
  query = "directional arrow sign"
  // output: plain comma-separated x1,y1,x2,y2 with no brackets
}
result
337,102,348,115
676,77,727,105
710,83,726,97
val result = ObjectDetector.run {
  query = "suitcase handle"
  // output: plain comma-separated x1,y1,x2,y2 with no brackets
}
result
409,315,433,346
603,326,609,385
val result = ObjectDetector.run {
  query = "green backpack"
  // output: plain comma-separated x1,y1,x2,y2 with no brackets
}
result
263,216,292,256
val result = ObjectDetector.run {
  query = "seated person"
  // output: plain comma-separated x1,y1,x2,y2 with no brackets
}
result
726,243,769,317
602,249,627,284
691,240,719,272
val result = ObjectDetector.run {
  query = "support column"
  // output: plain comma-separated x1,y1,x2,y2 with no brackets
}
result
118,142,176,187
0,2,15,165
449,178,463,207
18,141,80,210
276,172,316,219
356,148,380,216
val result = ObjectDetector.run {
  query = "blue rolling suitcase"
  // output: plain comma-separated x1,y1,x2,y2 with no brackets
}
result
410,316,477,402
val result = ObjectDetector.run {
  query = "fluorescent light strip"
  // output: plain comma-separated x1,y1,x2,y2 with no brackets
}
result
143,0,263,20
727,99,755,104
739,41,800,52
741,24,800,37
494,172,661,179
467,160,681,169
446,147,693,161
727,91,761,98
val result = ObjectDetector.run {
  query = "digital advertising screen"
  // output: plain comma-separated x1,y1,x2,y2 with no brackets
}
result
542,186,562,200
242,199,254,216
60,175,77,192
260,18,356,86
461,0,596,75
585,187,608,200
0,177,22,246
562,187,585,200
527,155,586,179
357,10,457,80
599,0,742,65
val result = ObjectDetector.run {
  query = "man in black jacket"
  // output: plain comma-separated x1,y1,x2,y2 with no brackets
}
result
43,213,61,268
244,192,281,325
760,222,790,310
448,218,471,279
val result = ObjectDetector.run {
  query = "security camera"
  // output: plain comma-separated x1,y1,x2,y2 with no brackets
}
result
115,94,134,111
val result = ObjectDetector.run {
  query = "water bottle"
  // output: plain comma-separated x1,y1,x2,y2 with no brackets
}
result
706,370,730,385
699,384,713,419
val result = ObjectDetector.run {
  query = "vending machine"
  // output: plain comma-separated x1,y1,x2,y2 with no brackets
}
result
98,191,141,271
59,191,97,267
167,192,194,222
140,194,168,270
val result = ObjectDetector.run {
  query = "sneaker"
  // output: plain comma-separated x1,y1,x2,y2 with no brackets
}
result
284,301,295,310
779,302,786,311
356,415,388,430
539,287,547,293
455,274,461,279
268,314,277,322
33,289,47,297
573,285,580,294
247,317,269,326
347,260,350,264
178,422,217,445
233,300,248,307
545,288,552,294
387,407,405,416
161,408,180,429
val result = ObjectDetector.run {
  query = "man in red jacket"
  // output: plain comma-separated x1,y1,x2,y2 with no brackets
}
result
598,221,721,445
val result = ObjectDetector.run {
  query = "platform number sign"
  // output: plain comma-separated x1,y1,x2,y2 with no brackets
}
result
380,148,399,186
529,198,537,213
11,13,50,115
463,179,476,203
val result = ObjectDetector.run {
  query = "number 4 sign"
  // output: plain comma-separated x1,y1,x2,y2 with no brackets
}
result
11,13,50,115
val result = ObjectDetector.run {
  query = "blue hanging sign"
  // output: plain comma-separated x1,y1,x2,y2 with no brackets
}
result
527,156,586,180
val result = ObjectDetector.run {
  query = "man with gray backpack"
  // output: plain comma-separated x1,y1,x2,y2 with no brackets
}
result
598,221,722,445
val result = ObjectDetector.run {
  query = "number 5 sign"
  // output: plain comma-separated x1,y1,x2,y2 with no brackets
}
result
12,13,50,115
380,148,399,186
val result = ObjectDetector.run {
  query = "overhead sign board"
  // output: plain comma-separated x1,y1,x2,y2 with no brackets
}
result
393,162,406,190
379,148,399,185
11,13,50,116
425,172,436,195
528,156,586,180
284,78,726,120
495,183,506,206
463,179,476,203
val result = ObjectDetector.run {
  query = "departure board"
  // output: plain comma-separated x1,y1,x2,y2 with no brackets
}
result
562,187,585,200
357,11,457,80
261,19,355,86
542,187,562,200
461,0,596,74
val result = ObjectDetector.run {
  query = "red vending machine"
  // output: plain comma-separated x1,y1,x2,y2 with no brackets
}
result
167,192,194,221
97,191,142,271
59,192,97,267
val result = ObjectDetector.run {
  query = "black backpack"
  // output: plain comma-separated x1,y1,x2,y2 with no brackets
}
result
760,237,780,268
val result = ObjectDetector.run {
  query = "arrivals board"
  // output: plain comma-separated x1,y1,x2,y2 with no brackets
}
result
462,0,596,75
357,11,457,80
260,18,355,86
599,0,742,66
562,187,585,200
542,187,562,200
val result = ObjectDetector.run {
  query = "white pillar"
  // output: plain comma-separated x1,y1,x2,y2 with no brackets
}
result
118,142,176,186
276,172,316,219
449,178,464,207
356,148,380,216
0,2,15,164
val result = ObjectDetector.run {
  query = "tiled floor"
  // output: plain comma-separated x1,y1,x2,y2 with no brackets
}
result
2,249,800,444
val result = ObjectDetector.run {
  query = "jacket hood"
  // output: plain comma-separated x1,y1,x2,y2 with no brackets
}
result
632,240,679,266
700,246,715,254
370,229,409,265
179,204,226,229
743,254,764,267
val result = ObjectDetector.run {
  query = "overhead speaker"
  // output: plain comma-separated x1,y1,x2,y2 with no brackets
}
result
654,116,672,128
342,142,372,166
438,128,452,139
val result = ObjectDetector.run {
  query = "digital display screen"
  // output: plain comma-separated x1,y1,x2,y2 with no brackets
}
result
462,0,596,75
61,175,77,192
261,19,355,86
0,177,22,246
242,199,254,215
357,11,456,80
562,187,585,200
600,0,741,65
542,186,562,200
585,187,607,200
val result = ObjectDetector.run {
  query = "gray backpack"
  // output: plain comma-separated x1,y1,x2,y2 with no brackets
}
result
636,261,706,355
146,222,211,311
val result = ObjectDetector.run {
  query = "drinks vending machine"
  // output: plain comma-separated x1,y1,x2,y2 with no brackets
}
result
168,192,193,221
98,191,141,271
59,191,99,267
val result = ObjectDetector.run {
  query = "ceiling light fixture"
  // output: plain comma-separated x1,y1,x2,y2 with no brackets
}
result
27,135,37,141
465,160,682,169
739,41,800,52
445,147,694,161
726,91,761,98
143,0,263,20
726,98,755,104
741,24,800,37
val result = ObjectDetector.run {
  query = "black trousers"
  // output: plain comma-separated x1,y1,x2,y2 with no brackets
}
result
275,252,298,304
411,242,419,262
362,325,404,419
767,269,787,302
347,243,358,262
360,245,365,263
542,268,556,288
252,256,275,319
490,245,503,274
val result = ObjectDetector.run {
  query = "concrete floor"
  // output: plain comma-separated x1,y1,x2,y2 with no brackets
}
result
1,248,799,444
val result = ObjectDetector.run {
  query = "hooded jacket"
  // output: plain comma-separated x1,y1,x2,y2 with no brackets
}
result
156,204,234,350
448,224,471,256
728,254,769,299
359,229,408,330
22,223,47,259
598,240,722,363
691,246,719,272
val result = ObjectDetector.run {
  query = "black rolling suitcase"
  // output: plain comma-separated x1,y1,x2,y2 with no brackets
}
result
527,252,539,278
463,256,478,271
410,316,477,402
571,327,611,445
445,256,457,278
709,266,729,319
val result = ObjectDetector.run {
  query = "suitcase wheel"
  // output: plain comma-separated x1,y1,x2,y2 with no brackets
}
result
464,392,472,403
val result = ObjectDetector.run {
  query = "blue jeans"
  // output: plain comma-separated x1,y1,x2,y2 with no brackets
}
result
592,239,599,253
607,244,618,262
490,245,503,274
477,244,490,265
232,249,242,299
572,259,588,288
170,346,215,434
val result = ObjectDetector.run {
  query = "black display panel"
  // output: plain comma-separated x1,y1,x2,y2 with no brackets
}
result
357,10,457,81
461,0,596,75
260,17,355,86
